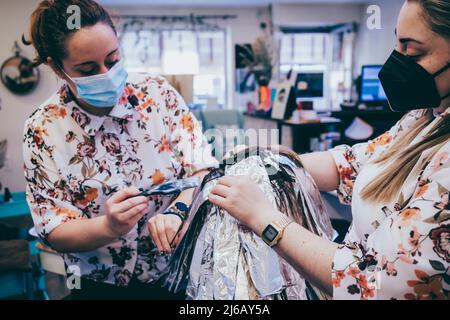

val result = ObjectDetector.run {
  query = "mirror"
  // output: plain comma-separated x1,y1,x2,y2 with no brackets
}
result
1,42,40,95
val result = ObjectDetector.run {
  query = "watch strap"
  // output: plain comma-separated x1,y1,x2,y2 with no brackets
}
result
162,201,190,221
274,215,293,231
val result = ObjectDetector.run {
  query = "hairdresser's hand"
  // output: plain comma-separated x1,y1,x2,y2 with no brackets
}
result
104,187,149,238
208,176,279,234
148,214,182,254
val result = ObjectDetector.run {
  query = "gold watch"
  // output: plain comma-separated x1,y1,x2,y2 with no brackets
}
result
261,215,293,247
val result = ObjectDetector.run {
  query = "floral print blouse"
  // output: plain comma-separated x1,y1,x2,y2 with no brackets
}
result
23,74,218,286
329,107,450,300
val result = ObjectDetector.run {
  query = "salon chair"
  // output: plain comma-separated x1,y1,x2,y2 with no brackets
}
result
0,223,34,299
198,109,245,159
0,192,52,299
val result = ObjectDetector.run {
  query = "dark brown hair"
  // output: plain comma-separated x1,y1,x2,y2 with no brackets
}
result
24,0,116,67
157,146,318,294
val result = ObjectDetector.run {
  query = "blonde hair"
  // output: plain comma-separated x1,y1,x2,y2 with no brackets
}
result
416,0,450,37
360,111,449,204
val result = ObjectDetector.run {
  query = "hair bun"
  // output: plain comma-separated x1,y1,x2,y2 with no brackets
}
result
25,0,116,68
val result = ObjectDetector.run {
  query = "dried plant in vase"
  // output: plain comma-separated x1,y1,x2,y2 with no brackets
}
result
238,22,277,87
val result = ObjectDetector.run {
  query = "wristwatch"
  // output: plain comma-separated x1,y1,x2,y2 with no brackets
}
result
162,201,190,221
261,215,293,247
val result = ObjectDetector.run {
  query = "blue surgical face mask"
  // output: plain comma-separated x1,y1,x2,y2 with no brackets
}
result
63,60,129,108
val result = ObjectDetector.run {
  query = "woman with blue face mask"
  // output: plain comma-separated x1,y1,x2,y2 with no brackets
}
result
209,0,450,300
23,0,218,299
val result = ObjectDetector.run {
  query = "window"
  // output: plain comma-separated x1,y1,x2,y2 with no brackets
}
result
279,26,355,111
329,31,354,109
120,29,227,108
280,33,328,66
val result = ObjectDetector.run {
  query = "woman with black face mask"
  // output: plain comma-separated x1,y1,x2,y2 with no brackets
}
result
209,0,450,300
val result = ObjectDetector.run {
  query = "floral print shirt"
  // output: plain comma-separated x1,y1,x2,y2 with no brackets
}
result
23,74,218,286
329,107,450,300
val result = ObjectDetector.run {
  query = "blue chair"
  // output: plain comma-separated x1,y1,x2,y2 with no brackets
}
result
0,271,34,300
199,109,244,131
0,192,49,299
0,238,35,300
198,109,245,160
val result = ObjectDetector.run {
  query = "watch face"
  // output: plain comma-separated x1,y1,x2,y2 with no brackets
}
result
263,225,279,242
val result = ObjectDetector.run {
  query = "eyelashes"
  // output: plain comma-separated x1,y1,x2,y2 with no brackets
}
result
79,69,96,76
107,60,119,68
77,60,120,76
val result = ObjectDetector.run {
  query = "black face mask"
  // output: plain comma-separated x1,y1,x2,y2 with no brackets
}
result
379,50,450,112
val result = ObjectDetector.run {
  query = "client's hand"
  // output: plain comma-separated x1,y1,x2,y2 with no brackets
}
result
148,214,183,254
208,176,280,234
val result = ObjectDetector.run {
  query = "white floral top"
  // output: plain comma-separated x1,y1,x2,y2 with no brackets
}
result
329,107,450,300
23,74,218,286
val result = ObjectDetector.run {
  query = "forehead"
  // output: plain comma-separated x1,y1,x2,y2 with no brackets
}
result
65,23,118,63
396,1,432,41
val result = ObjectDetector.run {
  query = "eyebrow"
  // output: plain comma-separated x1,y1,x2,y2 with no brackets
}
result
74,48,119,67
394,28,424,44
399,37,423,44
